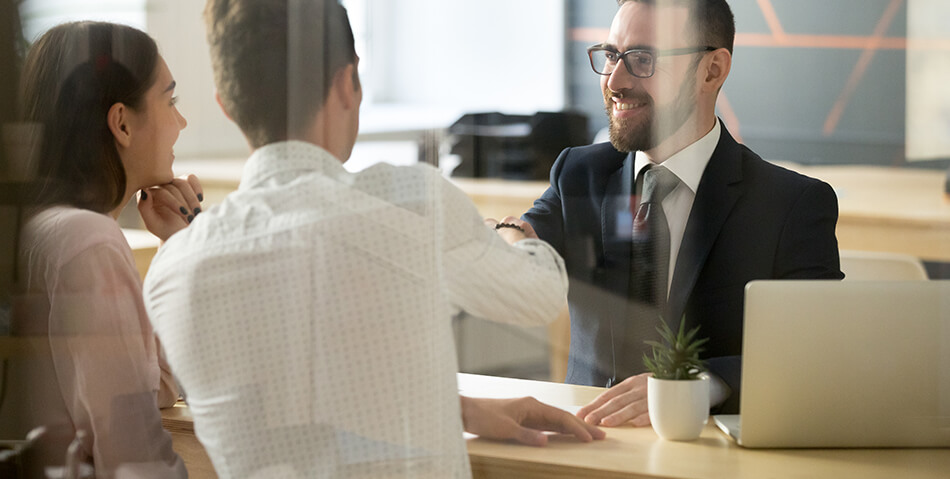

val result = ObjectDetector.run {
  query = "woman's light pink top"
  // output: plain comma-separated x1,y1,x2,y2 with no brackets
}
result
11,206,184,478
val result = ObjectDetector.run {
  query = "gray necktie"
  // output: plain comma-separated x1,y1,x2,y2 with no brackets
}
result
607,165,681,388
631,165,679,306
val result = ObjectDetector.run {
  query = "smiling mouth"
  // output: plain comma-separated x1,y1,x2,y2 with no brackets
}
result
614,101,647,111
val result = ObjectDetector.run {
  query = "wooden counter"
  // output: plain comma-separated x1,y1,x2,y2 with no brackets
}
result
453,166,950,263
162,373,950,479
122,228,160,281
801,165,950,262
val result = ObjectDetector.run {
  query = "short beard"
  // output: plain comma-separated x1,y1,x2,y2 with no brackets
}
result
605,70,698,153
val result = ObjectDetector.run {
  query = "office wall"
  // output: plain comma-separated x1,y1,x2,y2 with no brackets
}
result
566,0,943,167
147,0,248,159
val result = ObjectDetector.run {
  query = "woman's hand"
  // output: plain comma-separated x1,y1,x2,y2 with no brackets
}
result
138,174,204,242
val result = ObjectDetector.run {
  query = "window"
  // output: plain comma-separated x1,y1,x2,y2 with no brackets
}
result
354,0,566,114
19,0,146,42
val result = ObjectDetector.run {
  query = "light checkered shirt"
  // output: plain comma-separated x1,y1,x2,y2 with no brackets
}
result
144,141,567,478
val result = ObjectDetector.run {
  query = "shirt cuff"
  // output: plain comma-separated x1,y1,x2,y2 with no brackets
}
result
702,371,732,408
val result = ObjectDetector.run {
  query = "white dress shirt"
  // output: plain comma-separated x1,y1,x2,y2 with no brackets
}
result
10,206,184,478
144,141,568,478
634,122,730,405
634,120,721,294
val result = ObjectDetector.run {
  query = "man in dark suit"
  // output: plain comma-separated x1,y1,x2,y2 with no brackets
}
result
524,0,843,426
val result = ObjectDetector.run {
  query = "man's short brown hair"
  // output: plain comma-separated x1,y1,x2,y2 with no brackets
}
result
618,0,735,54
205,0,357,148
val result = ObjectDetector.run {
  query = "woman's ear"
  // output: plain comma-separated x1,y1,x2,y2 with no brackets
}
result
107,102,133,148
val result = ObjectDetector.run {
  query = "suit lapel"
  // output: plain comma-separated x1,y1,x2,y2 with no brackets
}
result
667,125,745,322
600,153,635,258
598,153,635,293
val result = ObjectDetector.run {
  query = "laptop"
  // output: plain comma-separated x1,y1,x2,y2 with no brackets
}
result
714,280,950,448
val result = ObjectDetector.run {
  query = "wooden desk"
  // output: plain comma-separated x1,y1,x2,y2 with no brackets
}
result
460,374,950,479
162,374,950,479
161,403,217,478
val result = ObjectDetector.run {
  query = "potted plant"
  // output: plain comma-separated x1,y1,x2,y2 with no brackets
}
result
643,317,710,441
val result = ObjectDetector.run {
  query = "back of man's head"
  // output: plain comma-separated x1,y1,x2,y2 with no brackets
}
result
618,0,735,54
205,0,357,149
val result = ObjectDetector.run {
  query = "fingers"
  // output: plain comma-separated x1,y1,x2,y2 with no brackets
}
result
629,410,652,427
145,175,205,223
484,218,499,228
460,396,604,447
578,374,650,427
513,424,549,447
597,393,649,427
576,384,627,421
138,188,189,241
184,174,204,203
579,391,636,427
521,398,606,442
158,184,194,223
146,186,190,220
169,177,201,218
506,397,606,447
136,174,204,241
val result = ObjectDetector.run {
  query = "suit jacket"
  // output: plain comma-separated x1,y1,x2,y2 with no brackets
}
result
523,122,843,413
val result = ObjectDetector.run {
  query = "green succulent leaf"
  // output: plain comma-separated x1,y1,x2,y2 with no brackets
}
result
641,315,708,380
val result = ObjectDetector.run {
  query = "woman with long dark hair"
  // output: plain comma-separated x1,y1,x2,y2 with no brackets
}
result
11,21,198,477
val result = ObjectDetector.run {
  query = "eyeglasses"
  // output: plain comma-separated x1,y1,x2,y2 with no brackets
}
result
587,45,717,78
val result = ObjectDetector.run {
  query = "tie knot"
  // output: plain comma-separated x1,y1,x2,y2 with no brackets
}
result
641,166,679,204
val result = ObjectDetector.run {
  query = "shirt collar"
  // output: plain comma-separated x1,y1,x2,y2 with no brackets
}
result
240,141,345,190
633,119,721,194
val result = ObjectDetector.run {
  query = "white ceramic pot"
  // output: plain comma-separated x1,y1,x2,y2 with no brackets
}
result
647,375,710,441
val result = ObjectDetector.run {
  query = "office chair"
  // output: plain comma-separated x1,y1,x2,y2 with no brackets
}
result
839,249,928,281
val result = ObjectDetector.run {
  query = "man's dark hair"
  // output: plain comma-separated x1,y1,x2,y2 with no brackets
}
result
205,0,358,148
618,0,735,54
21,21,159,213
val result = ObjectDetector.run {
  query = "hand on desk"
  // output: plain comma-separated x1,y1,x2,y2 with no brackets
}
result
577,373,651,427
577,372,730,427
460,395,606,447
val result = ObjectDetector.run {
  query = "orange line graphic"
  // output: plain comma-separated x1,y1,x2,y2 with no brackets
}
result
734,32,907,50
570,28,922,51
823,0,904,136
572,27,607,44
756,0,787,42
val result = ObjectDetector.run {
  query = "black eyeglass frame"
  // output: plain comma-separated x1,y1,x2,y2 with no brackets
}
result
587,45,718,78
